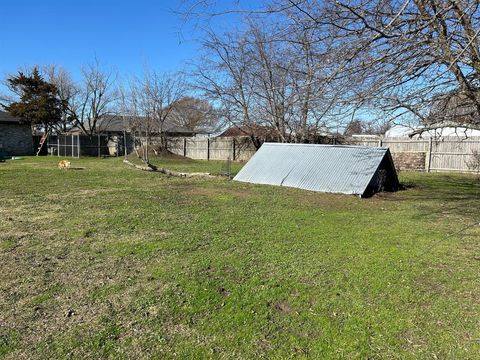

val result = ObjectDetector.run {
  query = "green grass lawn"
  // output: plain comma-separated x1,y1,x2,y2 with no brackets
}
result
1,156,479,359
126,152,245,176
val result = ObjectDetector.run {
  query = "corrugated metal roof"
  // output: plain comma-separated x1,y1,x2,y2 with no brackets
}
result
233,143,396,196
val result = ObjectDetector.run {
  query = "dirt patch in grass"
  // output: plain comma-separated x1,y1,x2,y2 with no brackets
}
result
272,300,293,315
217,287,229,298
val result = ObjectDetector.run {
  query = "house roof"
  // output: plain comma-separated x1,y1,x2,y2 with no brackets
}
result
219,124,276,137
194,124,225,136
233,143,399,197
385,124,480,138
0,111,23,125
70,115,194,135
219,124,335,140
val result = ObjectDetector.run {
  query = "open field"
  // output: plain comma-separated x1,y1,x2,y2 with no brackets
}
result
1,156,479,359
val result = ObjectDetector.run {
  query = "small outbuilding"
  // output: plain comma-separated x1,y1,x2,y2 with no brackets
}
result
233,143,399,197
0,111,34,156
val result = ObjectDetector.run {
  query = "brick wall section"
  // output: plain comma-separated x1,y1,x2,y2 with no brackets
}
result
0,123,34,155
391,152,426,171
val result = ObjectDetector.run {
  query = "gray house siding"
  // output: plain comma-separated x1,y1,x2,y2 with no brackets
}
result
0,123,34,156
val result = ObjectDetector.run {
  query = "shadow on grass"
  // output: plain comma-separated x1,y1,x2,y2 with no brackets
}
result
394,174,480,221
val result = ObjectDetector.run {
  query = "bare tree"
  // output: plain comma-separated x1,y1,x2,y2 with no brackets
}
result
121,69,186,163
194,29,255,129
7,62,118,135
192,15,351,145
168,96,221,131
282,0,480,131
43,65,78,133
182,0,480,134
67,60,118,136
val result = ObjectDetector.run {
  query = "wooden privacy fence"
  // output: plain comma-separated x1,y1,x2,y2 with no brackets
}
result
44,133,480,173
348,136,480,173
166,135,480,173
166,137,257,161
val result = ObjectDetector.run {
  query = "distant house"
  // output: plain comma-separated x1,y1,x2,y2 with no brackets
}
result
219,124,337,144
389,91,480,138
69,115,195,137
0,111,34,156
62,115,196,156
219,124,277,139
234,143,399,197
192,124,225,138
385,124,480,138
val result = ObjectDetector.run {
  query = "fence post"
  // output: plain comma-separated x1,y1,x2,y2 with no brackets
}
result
207,138,210,161
426,137,433,173
57,136,60,157
232,138,236,161
77,135,80,158
123,131,127,159
98,134,100,158
183,138,187,157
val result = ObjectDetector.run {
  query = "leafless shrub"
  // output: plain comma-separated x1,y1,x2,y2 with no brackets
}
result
466,150,480,178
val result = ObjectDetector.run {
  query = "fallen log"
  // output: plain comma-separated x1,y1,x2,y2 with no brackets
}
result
123,159,215,178
156,167,215,178
123,159,155,171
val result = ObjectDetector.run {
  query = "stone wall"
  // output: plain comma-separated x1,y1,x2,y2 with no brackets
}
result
0,123,34,155
391,152,426,171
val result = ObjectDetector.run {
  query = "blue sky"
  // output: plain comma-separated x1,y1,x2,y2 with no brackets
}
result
0,0,251,80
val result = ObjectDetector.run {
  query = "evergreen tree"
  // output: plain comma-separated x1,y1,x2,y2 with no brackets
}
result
4,67,62,131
